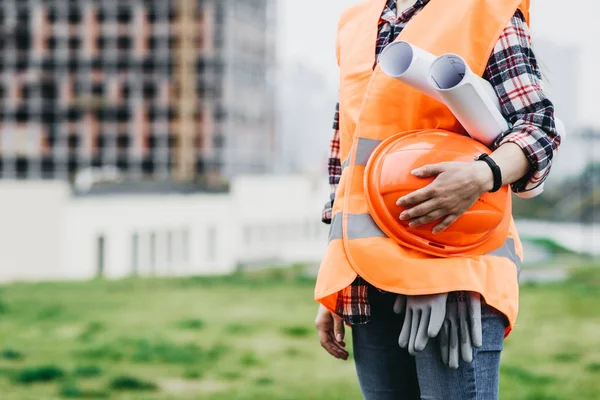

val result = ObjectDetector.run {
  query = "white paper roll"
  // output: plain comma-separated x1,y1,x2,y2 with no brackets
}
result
428,54,567,197
429,54,508,147
378,43,562,198
378,41,442,102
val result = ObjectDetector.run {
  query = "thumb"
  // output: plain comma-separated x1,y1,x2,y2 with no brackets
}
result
393,294,407,315
333,314,345,343
439,319,450,367
412,163,446,178
468,292,483,348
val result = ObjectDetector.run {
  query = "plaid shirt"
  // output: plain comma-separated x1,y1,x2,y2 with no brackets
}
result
324,0,562,324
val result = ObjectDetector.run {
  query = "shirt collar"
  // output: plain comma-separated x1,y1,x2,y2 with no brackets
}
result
380,0,430,24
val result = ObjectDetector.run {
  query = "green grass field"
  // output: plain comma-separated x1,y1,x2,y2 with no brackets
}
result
0,265,599,400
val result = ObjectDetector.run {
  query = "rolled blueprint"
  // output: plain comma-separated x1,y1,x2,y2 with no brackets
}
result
428,54,569,198
379,42,554,198
428,54,508,147
378,41,443,102
379,43,508,147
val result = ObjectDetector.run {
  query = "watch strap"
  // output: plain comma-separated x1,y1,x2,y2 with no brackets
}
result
476,153,502,193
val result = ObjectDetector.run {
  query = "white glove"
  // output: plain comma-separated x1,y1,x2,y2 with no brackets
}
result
439,291,482,369
394,293,448,355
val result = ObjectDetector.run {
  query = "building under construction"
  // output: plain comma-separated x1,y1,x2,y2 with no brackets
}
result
0,0,276,184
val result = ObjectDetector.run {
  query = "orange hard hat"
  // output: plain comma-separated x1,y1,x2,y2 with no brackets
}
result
364,129,511,257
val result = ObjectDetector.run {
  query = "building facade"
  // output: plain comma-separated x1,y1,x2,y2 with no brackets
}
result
0,176,330,283
0,0,276,183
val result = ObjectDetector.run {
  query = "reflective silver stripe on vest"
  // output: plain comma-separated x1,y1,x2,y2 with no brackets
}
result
488,237,522,273
341,138,382,170
329,213,522,271
329,213,387,241
328,213,344,242
355,138,383,166
347,213,387,239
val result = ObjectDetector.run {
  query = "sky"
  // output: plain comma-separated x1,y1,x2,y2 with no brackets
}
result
278,0,600,128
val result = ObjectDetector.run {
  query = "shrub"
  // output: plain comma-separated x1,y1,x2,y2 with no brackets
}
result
109,375,157,391
76,338,228,365
177,319,205,330
552,352,580,363
281,326,311,338
1,348,24,360
501,365,556,385
73,365,103,378
78,321,106,342
182,368,203,379
75,343,125,361
12,365,66,384
225,323,254,335
59,381,109,398
205,343,229,363
240,351,261,367
219,371,241,381
586,362,600,373
131,339,204,364
255,376,274,386
284,347,302,358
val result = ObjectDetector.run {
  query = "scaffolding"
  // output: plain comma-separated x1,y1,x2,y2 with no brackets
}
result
174,0,197,182
0,0,276,184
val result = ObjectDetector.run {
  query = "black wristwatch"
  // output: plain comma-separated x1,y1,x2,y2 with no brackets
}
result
475,153,502,193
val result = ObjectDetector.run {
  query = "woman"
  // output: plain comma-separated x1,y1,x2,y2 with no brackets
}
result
314,0,561,399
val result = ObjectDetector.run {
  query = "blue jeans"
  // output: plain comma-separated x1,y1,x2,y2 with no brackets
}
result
352,289,507,400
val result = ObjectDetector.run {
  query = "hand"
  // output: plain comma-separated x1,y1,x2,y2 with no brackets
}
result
396,293,448,355
439,291,483,369
396,161,494,234
315,304,349,360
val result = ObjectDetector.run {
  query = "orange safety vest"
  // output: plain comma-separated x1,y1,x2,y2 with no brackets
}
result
315,0,530,336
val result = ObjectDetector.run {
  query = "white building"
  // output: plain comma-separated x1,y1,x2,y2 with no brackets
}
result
0,175,330,283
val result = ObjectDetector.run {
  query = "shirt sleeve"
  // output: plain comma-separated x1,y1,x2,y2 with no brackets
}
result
484,11,562,194
322,102,342,224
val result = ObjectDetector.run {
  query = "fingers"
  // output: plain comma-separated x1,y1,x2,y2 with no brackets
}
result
414,307,431,352
407,208,447,228
432,214,459,234
448,304,459,370
333,314,345,344
461,326,473,363
393,294,406,315
458,299,469,344
315,312,348,360
427,300,446,338
398,307,412,348
412,163,447,178
396,185,435,208
408,308,421,356
399,199,440,222
439,319,450,367
458,300,473,363
319,330,349,360
468,292,483,348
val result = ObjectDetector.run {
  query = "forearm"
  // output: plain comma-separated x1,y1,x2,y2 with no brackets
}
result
484,12,561,194
473,143,529,192
492,143,530,187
